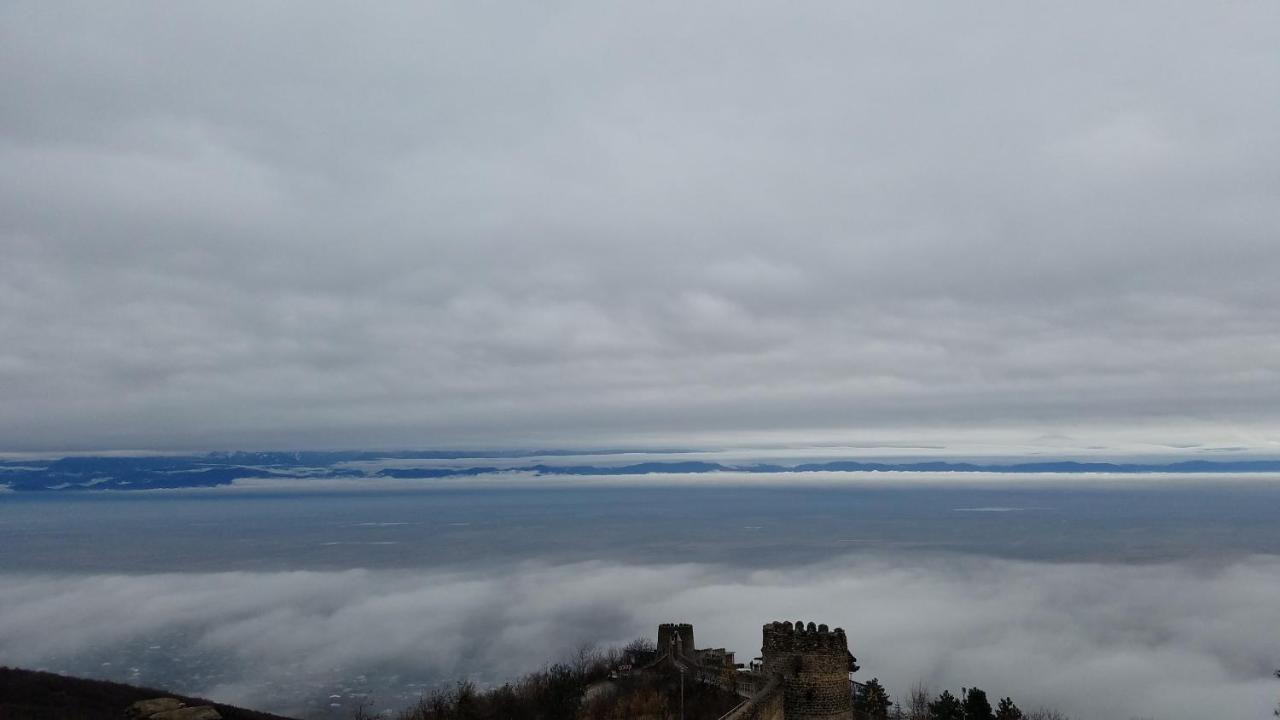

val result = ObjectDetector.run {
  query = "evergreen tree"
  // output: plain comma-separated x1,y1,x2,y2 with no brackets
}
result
962,687,994,720
855,678,893,719
995,697,1022,720
928,690,964,720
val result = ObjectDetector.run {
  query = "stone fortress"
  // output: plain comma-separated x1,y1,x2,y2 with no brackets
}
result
650,620,861,720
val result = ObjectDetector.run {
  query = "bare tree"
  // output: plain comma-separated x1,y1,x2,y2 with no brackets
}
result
349,697,377,720
903,681,930,720
624,636,657,654
427,687,451,720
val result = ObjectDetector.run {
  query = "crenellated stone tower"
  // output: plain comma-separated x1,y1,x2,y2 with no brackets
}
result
761,620,857,720
657,622,696,657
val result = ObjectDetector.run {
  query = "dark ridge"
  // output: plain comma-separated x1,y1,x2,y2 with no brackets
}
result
376,466,501,478
0,667,298,720
5,454,1280,491
527,461,728,475
203,448,695,466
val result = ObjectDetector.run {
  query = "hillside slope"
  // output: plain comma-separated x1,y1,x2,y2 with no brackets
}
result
0,667,297,720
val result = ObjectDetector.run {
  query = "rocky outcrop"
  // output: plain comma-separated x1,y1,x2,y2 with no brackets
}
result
128,698,222,720
127,699,186,717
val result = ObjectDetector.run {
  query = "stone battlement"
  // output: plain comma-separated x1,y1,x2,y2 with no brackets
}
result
654,620,858,720
657,622,696,656
759,621,857,720
762,620,849,654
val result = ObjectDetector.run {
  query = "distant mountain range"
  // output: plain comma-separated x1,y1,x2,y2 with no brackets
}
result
3,452,1280,491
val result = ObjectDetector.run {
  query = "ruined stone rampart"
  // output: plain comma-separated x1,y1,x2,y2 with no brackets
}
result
761,621,851,659
651,619,856,720
760,621,855,720
721,676,784,720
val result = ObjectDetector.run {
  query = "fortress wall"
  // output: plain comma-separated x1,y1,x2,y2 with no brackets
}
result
723,677,784,720
657,622,695,655
653,620,854,720
778,655,851,720
760,621,853,720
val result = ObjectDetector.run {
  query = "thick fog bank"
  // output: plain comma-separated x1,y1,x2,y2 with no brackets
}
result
2,556,1276,718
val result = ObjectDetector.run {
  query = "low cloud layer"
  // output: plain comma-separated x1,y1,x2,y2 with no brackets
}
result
3,556,1277,718
3,2,1280,450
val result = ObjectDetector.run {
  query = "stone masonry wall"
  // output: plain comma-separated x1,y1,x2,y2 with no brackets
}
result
724,677,784,720
657,623,696,656
654,619,854,720
760,621,853,720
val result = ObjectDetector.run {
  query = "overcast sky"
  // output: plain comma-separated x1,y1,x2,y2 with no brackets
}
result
2,2,1279,452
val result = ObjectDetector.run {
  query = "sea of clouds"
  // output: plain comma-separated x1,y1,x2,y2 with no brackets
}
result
3,555,1278,719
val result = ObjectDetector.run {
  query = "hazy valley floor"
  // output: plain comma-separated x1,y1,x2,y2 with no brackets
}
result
2,477,1278,718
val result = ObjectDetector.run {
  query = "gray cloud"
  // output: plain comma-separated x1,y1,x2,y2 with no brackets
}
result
3,556,1278,718
2,2,1279,450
